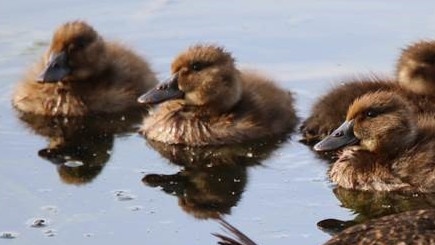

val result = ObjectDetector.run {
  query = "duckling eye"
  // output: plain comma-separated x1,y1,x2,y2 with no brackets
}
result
75,40,86,49
422,54,435,64
190,62,206,72
74,36,90,49
67,36,90,53
365,110,379,118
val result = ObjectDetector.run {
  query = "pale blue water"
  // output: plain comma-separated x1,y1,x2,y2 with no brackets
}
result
1,1,435,244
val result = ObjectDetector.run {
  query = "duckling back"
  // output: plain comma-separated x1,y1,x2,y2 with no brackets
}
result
324,209,435,245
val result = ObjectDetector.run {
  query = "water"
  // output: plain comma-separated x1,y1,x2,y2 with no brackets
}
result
2,1,435,244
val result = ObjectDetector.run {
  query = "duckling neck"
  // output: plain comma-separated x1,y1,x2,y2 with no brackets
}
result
376,125,418,160
199,74,243,116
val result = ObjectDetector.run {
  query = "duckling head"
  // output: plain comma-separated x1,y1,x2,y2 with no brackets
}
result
397,41,435,95
38,21,105,83
314,91,417,155
138,44,242,114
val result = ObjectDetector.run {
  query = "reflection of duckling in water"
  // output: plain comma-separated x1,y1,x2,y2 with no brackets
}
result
144,164,247,219
12,20,157,116
315,91,435,192
17,112,141,185
301,41,435,145
38,129,113,185
324,209,435,245
317,187,435,235
143,138,285,219
138,44,297,146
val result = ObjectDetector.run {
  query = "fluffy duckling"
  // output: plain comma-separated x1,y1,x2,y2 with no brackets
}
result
324,209,435,245
12,20,157,116
300,77,396,144
301,41,435,144
138,44,297,146
314,91,435,192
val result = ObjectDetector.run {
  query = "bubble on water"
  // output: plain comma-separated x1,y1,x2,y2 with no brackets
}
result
43,229,56,237
128,205,143,211
41,205,58,214
0,231,18,239
37,188,53,193
27,218,49,228
113,190,136,201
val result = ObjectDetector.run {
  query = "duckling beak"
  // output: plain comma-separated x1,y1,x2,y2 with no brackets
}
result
313,120,359,151
137,74,184,104
37,51,70,83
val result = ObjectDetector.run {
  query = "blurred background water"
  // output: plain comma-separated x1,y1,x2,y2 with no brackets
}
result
1,1,435,244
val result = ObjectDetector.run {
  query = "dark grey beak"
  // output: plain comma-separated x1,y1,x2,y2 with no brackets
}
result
313,120,359,152
137,74,184,104
37,51,70,83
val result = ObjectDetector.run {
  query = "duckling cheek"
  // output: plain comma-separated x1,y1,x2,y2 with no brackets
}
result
397,64,413,84
184,92,203,106
360,139,377,151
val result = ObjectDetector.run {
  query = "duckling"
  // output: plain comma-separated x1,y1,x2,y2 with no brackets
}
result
138,44,297,146
12,20,157,116
324,209,435,245
301,41,435,145
314,91,435,192
300,77,396,144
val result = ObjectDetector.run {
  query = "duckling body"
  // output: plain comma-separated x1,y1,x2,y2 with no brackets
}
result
315,91,435,192
324,209,435,245
139,45,297,146
12,21,157,116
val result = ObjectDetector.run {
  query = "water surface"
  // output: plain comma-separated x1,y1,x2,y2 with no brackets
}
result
2,1,435,244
